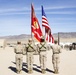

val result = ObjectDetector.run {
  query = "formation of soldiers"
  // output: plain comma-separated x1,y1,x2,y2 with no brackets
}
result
14,37,61,74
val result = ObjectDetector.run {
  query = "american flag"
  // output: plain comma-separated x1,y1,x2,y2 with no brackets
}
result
42,6,54,43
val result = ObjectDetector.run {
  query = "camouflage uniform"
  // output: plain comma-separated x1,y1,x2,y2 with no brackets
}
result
51,40,61,74
14,42,24,74
26,39,35,73
38,38,47,74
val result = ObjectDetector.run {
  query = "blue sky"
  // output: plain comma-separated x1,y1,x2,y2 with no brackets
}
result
0,0,76,36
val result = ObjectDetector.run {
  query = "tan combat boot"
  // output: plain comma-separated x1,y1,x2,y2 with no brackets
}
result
28,70,33,74
30,69,33,73
17,70,20,74
54,69,59,74
19,70,22,74
28,70,31,74
42,69,46,74
56,69,59,74
54,69,57,74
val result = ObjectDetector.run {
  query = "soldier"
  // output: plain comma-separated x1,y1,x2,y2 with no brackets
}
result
26,38,35,74
51,40,61,74
37,37,48,74
14,41,24,74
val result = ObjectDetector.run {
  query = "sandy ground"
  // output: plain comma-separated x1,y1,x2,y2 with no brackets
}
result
0,46,76,75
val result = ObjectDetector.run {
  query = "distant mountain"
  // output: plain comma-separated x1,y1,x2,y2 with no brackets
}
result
0,32,76,40
53,32,76,38
0,34,31,39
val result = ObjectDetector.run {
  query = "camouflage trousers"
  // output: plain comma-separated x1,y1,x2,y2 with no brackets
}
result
27,52,34,71
15,54,23,71
52,54,60,71
39,52,47,70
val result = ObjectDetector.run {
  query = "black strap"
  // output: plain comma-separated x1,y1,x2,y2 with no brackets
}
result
53,52,59,54
27,44,35,51
39,43,46,49
27,43,35,51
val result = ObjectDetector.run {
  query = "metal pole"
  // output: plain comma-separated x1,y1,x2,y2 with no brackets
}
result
31,3,32,38
58,32,60,45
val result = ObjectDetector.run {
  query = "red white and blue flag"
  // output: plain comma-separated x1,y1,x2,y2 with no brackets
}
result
42,6,54,43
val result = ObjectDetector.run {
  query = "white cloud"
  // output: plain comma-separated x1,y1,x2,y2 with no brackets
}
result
50,18,76,20
0,12,30,15
0,5,76,15
46,11,76,14
0,7,31,15
43,6,76,10
0,7,30,13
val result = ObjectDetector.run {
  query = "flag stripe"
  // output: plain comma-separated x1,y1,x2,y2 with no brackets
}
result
42,16,50,29
42,16,48,22
42,20,49,25
42,23,50,29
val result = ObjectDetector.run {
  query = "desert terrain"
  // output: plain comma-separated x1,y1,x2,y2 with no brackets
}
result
0,38,76,75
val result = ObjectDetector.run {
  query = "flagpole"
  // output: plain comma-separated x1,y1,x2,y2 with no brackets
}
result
31,3,32,38
58,32,60,45
42,5,45,40
42,26,45,36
